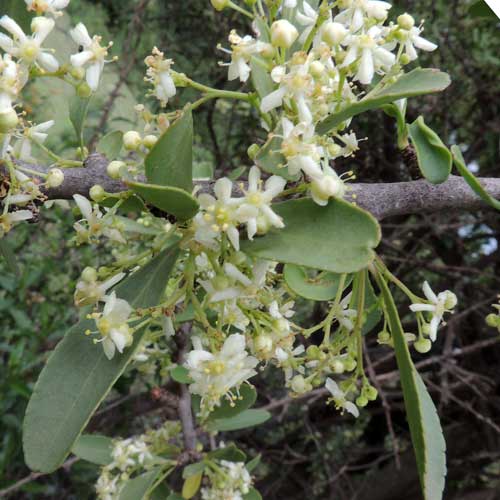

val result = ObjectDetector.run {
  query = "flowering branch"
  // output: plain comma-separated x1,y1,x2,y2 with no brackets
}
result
7,154,500,220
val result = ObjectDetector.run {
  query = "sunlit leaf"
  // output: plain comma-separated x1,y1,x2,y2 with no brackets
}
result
145,110,193,191
23,244,180,473
71,434,112,466
408,116,452,184
376,274,446,500
243,198,381,273
207,409,271,432
119,468,162,500
317,69,451,134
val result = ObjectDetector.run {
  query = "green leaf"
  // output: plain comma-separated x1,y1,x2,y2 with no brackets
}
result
0,238,20,276
408,116,452,184
243,488,263,500
182,462,205,479
251,57,274,100
208,384,257,420
23,244,180,473
119,468,161,500
171,365,193,384
361,277,382,335
193,163,213,181
284,265,353,301
469,0,497,18
145,110,193,191
207,443,247,463
317,69,451,134
69,95,91,149
451,145,500,210
254,134,300,181
376,275,446,500
246,454,261,472
242,198,381,273
128,180,199,221
182,471,203,499
167,494,184,500
96,131,123,159
71,434,112,466
207,409,271,432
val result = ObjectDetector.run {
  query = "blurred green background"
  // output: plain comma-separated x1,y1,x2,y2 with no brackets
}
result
1,0,499,498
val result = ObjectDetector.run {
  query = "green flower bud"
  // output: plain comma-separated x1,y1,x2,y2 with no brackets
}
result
143,134,158,149
397,13,415,30
46,168,64,188
212,275,230,290
378,330,391,343
486,313,499,328
356,395,368,407
123,131,142,151
70,67,86,80
343,357,357,372
255,334,273,353
89,184,106,202
271,20,299,49
331,359,345,374
81,266,98,283
211,0,229,11
0,108,19,133
414,338,432,354
76,82,92,98
400,53,411,65
306,345,321,360
247,143,260,160
107,160,126,179
364,385,378,401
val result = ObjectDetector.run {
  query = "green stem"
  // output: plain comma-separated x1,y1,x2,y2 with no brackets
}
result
228,0,254,18
353,270,366,375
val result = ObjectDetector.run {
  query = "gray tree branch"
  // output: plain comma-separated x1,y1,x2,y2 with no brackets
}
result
10,153,500,220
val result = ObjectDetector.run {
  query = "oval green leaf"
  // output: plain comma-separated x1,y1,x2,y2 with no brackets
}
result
376,274,446,500
243,488,263,500
207,409,271,432
317,69,451,134
23,244,180,473
207,443,247,463
71,434,113,466
408,116,452,184
284,264,353,301
171,365,193,384
96,131,123,159
119,468,162,500
242,198,381,273
128,180,199,221
255,134,300,181
145,110,193,191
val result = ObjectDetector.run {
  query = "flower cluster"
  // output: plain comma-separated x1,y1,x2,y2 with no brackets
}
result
201,459,253,500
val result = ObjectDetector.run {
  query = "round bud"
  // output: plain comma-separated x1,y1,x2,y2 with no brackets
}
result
70,66,86,80
343,357,357,372
310,60,325,78
46,168,64,188
486,313,499,328
212,275,230,291
397,13,415,30
356,395,368,407
211,0,229,11
89,184,106,202
414,338,432,354
271,20,299,49
255,334,273,354
364,385,378,401
247,143,260,160
444,291,458,310
331,359,345,374
400,53,411,65
322,22,347,46
306,345,321,360
260,43,276,59
290,375,308,394
231,251,247,266
81,266,98,283
143,135,158,149
76,82,92,98
123,131,142,151
377,330,391,343
0,108,19,133
107,160,125,179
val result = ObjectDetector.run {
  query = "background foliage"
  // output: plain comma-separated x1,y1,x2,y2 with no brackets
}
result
1,0,499,498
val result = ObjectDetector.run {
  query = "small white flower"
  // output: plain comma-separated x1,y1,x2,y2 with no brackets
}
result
144,47,176,107
325,377,359,417
296,1,318,44
335,0,392,32
195,177,241,250
409,281,457,342
0,209,33,236
74,272,125,307
309,165,347,206
402,26,438,61
70,23,112,91
342,27,395,85
0,16,59,71
25,0,70,17
0,54,21,118
95,291,133,360
236,166,286,240
185,334,258,414
14,120,54,161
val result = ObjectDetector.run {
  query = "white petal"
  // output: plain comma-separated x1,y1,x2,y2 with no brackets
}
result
357,49,374,85
345,401,360,418
221,334,246,358
70,50,94,67
159,72,176,98
265,175,286,198
37,52,59,72
261,88,285,113
325,377,342,398
73,194,93,220
248,165,261,192
86,61,103,91
102,337,116,360
110,329,127,353
224,262,252,287
413,35,437,52
70,23,92,47
214,177,233,201
422,281,438,303
227,226,240,251
32,17,55,44
0,33,14,52
429,316,440,342
8,210,33,222
0,16,26,42
409,303,436,313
